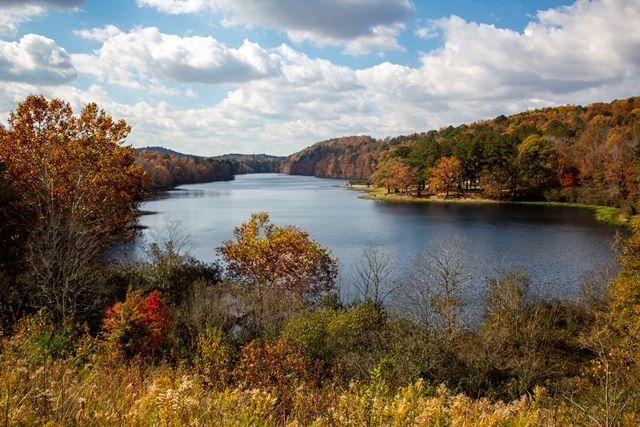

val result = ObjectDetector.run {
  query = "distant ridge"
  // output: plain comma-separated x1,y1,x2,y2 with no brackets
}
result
136,146,196,158
215,153,284,160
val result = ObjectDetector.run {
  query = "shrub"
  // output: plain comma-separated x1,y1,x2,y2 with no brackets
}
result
282,302,388,382
233,337,319,415
4,310,93,363
103,290,171,360
194,326,231,387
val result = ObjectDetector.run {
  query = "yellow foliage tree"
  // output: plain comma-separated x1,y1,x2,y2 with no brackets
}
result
217,212,337,303
372,157,416,194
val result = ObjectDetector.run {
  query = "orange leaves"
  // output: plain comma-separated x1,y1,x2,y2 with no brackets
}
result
428,156,462,196
372,157,417,194
234,338,317,388
0,95,148,243
217,212,337,303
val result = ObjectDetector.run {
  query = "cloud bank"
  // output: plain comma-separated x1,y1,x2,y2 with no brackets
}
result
137,0,414,54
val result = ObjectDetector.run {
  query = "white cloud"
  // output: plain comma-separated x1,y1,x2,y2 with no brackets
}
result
0,5,45,35
0,1,83,35
358,0,640,104
1,0,84,8
73,24,121,42
135,0,209,14
0,34,77,84
72,26,282,87
137,0,415,54
414,23,440,40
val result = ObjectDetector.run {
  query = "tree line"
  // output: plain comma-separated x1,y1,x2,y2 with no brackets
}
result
283,97,640,212
136,149,235,190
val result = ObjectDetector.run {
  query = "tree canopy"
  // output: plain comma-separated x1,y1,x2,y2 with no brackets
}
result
217,212,337,303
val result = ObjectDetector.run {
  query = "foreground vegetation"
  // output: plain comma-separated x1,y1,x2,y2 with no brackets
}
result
3,96,640,425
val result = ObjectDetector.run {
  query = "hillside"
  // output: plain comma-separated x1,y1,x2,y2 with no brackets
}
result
136,146,194,158
282,98,640,183
280,135,393,179
213,153,284,174
282,97,640,210
136,150,283,189
136,149,234,190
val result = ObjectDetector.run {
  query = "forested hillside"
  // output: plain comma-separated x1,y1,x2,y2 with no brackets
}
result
280,135,391,179
214,153,284,174
136,149,234,190
283,97,640,210
136,150,284,190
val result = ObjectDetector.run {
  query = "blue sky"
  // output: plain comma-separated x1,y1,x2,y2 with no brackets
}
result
0,0,638,155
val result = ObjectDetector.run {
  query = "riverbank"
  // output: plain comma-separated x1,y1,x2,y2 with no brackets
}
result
347,185,629,227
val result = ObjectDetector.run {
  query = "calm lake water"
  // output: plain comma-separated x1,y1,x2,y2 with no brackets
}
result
124,173,618,301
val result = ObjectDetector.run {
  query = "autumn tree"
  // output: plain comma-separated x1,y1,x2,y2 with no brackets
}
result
517,135,558,191
372,157,397,194
372,157,417,194
217,212,337,305
0,96,148,322
583,219,640,423
0,96,147,241
428,156,462,197
603,130,638,204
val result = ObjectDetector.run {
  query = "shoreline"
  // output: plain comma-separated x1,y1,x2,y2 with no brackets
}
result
344,185,630,227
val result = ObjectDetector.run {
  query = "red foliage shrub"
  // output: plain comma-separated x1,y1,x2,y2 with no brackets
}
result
103,290,171,360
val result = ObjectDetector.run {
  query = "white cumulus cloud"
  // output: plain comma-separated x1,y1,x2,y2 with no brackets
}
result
0,34,77,84
3,0,640,156
0,0,84,35
72,26,283,87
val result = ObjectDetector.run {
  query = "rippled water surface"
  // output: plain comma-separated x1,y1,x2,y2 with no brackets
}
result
126,173,618,300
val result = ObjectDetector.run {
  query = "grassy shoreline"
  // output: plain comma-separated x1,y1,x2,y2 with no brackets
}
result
344,185,629,226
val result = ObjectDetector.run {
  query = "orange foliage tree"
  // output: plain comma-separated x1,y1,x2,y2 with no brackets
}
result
0,95,148,243
0,96,148,323
372,157,416,194
428,156,462,197
217,212,337,304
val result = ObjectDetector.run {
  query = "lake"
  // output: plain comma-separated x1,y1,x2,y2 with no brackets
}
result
125,173,618,301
